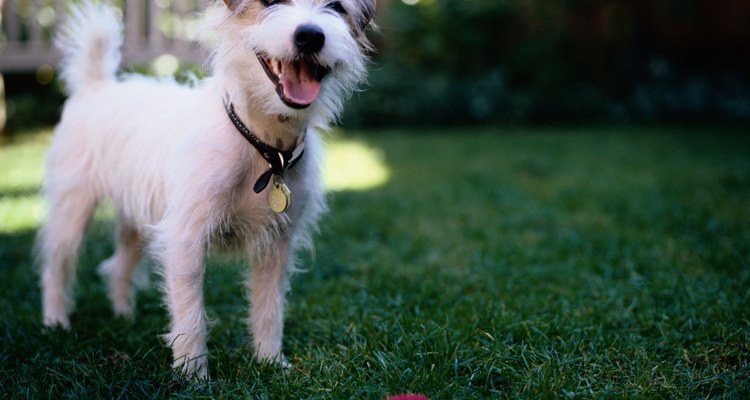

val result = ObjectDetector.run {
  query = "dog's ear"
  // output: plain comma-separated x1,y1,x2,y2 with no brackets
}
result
354,0,375,30
223,0,243,12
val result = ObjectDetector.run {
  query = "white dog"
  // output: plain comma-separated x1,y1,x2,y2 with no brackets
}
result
38,0,374,378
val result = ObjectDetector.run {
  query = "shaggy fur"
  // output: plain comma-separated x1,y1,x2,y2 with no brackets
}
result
38,0,374,378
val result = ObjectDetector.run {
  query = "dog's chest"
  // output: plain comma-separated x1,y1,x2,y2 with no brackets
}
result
194,119,323,252
215,159,310,247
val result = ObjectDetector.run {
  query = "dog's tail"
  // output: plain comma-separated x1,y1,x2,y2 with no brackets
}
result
56,1,123,95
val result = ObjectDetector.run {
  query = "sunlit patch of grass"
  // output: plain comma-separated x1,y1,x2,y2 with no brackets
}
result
324,139,390,192
0,130,49,189
0,130,50,233
0,196,45,233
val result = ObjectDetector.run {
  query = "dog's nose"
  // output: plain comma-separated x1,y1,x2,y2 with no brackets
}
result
294,24,325,55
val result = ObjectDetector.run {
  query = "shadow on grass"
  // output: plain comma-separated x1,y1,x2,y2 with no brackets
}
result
0,187,41,199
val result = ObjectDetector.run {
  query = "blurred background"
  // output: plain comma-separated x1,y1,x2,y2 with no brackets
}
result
1,0,750,135
1,3,749,396
353,0,750,127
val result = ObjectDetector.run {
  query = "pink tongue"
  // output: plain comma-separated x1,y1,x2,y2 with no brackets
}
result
280,61,321,106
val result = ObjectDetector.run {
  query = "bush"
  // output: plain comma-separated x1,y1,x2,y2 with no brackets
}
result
343,0,750,127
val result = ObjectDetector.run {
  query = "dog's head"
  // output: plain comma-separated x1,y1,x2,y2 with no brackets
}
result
211,0,375,121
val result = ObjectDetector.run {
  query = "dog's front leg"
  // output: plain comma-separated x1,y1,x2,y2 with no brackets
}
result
161,232,209,379
249,241,292,366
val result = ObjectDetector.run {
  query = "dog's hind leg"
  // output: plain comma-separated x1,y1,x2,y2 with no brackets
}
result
98,216,143,318
39,187,98,329
248,241,292,366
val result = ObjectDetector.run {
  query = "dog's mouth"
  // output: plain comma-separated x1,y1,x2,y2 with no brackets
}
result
257,53,331,110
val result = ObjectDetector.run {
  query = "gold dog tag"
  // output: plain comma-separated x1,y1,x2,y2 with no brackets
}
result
268,175,291,213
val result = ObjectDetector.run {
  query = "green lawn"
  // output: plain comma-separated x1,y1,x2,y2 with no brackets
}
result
1,127,748,399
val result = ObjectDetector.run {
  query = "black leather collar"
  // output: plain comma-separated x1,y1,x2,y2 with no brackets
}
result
224,99,305,193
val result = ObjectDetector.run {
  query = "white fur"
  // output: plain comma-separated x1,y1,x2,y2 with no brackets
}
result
55,1,123,95
38,0,372,379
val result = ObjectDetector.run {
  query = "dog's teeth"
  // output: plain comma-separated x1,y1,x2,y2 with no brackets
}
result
273,59,282,75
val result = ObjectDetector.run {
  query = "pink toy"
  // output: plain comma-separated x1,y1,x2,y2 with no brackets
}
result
387,395,430,400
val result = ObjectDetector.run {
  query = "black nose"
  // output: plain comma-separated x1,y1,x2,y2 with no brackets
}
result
294,24,325,55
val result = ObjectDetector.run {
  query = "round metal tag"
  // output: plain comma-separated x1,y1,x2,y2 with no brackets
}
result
268,176,291,213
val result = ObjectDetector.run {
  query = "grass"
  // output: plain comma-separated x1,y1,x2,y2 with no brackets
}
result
1,126,749,399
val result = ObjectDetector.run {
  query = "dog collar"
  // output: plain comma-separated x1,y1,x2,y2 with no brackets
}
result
224,99,305,194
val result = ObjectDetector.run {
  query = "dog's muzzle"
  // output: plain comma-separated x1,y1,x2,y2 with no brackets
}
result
256,24,331,110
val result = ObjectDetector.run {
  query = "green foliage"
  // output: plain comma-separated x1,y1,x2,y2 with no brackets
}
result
346,0,750,126
1,126,749,398
346,0,628,126
381,1,513,77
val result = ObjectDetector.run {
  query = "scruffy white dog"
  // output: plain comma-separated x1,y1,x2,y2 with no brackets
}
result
38,0,374,378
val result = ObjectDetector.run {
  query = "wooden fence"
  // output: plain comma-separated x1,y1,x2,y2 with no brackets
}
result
0,0,214,133
0,0,211,71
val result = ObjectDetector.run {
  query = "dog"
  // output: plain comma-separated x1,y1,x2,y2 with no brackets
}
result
38,0,374,378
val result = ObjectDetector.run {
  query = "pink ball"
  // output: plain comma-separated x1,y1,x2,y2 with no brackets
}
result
386,395,430,400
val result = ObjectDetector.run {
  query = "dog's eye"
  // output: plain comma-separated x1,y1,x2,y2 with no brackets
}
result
260,0,285,7
326,1,347,15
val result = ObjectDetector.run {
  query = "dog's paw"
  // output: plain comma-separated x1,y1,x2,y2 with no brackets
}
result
279,355,292,370
43,308,71,331
41,319,71,333
173,356,209,380
113,303,136,320
257,352,292,370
